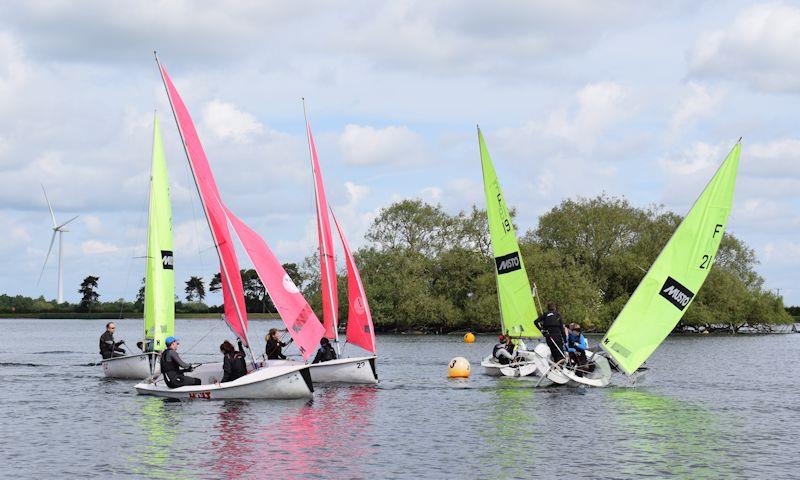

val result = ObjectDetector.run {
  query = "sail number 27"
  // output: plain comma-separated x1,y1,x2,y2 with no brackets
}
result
700,224,724,269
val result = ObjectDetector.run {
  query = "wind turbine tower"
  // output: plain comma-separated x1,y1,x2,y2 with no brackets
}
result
38,185,79,304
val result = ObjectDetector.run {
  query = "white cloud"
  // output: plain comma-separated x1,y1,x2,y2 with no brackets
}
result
82,215,103,235
745,138,800,179
668,82,726,140
201,100,263,144
688,3,800,92
658,141,722,176
763,239,800,265
81,239,118,255
338,124,428,166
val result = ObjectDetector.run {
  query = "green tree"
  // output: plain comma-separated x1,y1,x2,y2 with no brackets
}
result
78,276,100,312
184,276,205,302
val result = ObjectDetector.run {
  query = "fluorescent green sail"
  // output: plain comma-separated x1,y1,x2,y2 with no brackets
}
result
478,128,541,338
144,113,175,351
602,142,741,374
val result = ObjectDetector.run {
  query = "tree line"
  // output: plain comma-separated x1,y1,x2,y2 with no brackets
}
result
296,196,793,333
3,195,795,331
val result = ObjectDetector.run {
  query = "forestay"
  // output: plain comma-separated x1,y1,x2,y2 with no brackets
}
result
143,113,175,351
478,128,541,338
601,142,741,374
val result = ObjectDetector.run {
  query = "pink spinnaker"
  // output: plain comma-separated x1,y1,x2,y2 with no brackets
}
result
306,121,339,340
331,210,377,354
225,206,325,360
158,63,249,344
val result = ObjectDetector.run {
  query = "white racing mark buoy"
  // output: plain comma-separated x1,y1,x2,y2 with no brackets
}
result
448,357,471,378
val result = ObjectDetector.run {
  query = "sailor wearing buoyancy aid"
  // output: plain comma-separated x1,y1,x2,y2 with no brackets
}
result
492,335,515,364
534,303,568,363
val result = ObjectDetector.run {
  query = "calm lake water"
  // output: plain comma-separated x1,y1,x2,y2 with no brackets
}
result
1,318,798,479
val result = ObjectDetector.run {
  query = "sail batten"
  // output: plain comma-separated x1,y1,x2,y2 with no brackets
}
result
157,60,249,345
478,128,541,338
601,142,741,374
143,113,174,350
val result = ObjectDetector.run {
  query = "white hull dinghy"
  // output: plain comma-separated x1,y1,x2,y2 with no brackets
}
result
271,356,378,385
102,352,160,379
559,352,612,387
530,343,570,385
482,349,540,378
134,363,313,400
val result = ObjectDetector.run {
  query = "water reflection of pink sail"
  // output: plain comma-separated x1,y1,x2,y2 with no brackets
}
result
272,388,377,476
211,403,259,477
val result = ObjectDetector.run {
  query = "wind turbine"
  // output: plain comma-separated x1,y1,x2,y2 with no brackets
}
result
37,185,79,304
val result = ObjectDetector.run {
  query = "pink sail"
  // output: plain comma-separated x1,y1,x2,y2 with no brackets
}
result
224,206,325,360
331,210,377,354
158,62,249,344
306,120,339,340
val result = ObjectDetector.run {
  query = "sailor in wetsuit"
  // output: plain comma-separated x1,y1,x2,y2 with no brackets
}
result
534,303,568,364
492,335,515,365
566,324,592,376
160,336,201,388
99,322,126,359
220,339,247,383
312,337,337,364
265,328,293,360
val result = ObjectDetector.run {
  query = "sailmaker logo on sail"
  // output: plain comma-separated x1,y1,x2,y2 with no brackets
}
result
495,252,522,274
659,276,694,311
161,250,173,270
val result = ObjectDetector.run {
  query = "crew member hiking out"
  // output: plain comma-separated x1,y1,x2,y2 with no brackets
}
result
160,336,201,388
99,322,126,359
534,303,568,364
492,335,515,365
312,337,337,364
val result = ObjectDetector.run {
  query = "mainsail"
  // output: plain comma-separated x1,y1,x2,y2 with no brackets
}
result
305,115,339,342
143,113,175,351
331,209,377,354
478,127,542,338
602,142,741,374
157,60,249,345
224,206,326,360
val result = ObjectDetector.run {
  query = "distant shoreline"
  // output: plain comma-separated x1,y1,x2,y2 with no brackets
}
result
0,312,281,320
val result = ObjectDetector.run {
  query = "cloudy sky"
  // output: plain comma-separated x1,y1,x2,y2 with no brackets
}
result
1,1,798,305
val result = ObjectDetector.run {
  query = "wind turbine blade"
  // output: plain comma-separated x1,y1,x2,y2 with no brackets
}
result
41,184,57,227
37,231,57,286
58,215,79,229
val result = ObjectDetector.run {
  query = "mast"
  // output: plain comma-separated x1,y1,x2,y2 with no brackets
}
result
154,52,255,365
302,98,341,355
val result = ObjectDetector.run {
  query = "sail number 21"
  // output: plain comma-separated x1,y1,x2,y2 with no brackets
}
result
700,224,724,269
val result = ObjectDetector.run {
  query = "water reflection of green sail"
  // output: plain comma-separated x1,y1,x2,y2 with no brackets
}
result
132,398,183,480
482,381,537,470
609,389,741,479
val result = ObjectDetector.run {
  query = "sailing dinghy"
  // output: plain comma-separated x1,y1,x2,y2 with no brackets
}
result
475,127,545,378
269,111,378,385
592,140,741,386
135,56,323,400
103,113,173,379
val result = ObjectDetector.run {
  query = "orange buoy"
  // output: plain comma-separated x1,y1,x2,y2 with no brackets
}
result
463,332,475,343
448,357,471,378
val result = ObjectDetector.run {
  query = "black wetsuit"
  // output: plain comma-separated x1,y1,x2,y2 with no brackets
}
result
160,349,201,388
534,311,566,363
312,344,337,364
266,337,291,360
492,342,515,365
222,341,247,383
99,331,125,359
